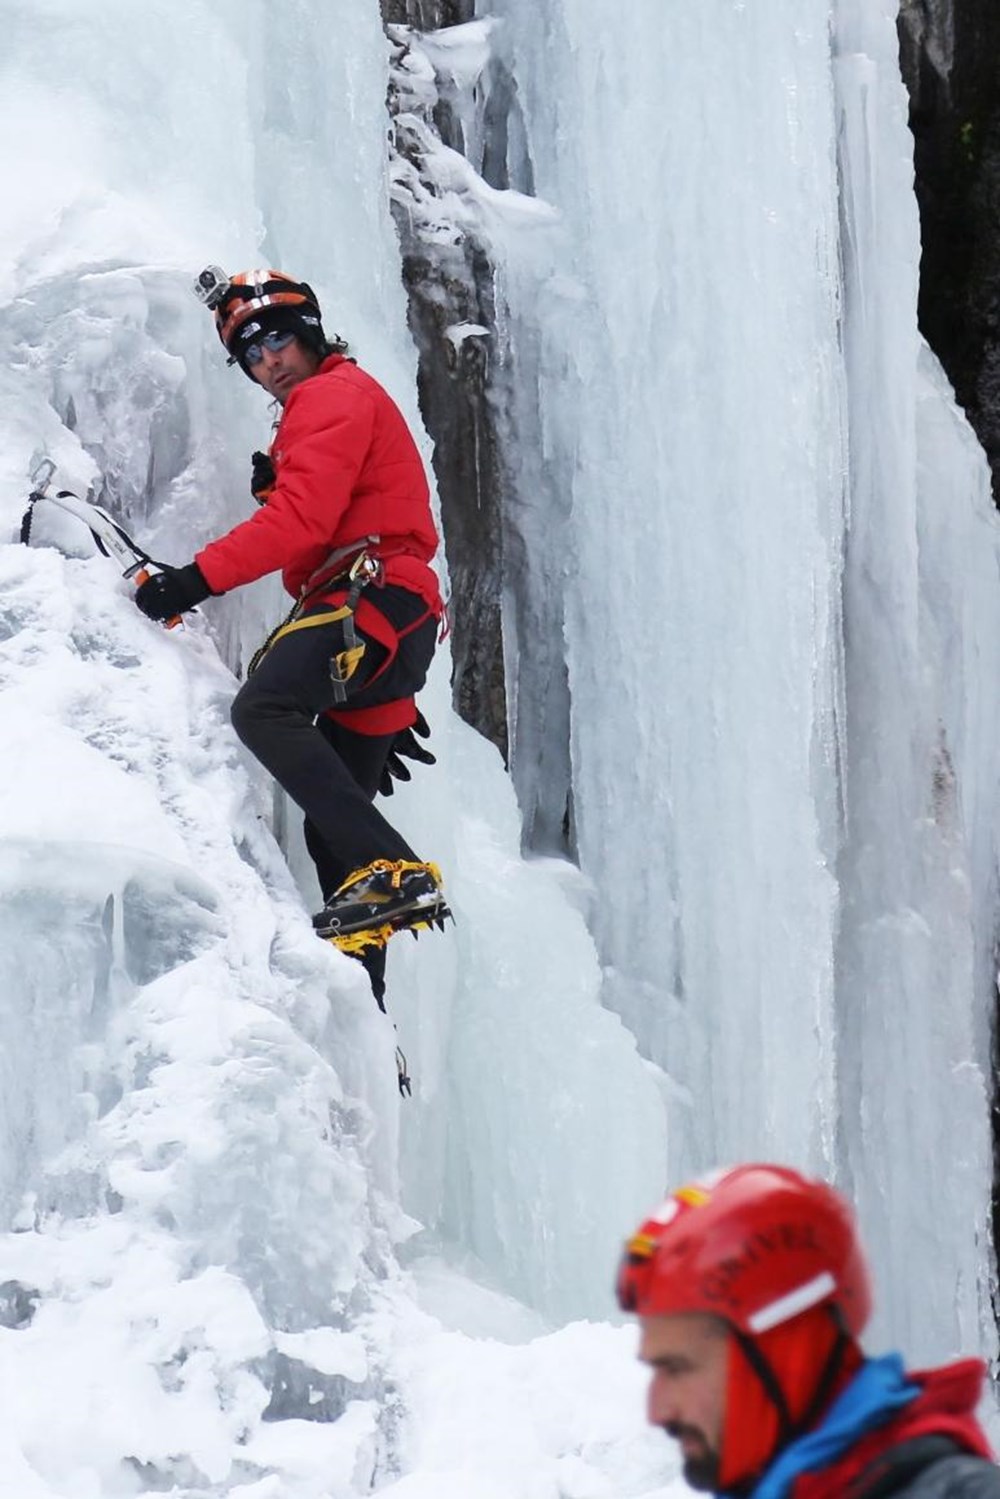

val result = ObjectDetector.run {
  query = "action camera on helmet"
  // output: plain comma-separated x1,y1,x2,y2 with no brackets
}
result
193,265,232,311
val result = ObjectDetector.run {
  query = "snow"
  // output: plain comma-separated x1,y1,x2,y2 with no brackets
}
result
443,322,491,351
0,0,998,1493
0,530,663,1492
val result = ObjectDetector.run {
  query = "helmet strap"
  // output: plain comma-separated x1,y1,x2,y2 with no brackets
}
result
735,1307,851,1450
790,1312,852,1437
733,1329,794,1442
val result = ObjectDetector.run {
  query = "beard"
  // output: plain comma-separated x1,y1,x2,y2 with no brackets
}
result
664,1424,721,1493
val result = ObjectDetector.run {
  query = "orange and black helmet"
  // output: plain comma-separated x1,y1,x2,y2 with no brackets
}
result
193,266,329,373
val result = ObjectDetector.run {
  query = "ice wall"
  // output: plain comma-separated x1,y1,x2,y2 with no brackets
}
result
0,538,406,1492
474,0,1000,1364
483,0,847,1163
833,3,1000,1361
0,1,669,1492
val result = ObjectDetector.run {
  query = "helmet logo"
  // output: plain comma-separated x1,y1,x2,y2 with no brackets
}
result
699,1222,824,1311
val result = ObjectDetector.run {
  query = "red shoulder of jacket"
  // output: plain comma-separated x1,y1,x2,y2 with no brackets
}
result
305,352,381,400
900,1360,993,1457
795,1361,994,1499
274,354,374,430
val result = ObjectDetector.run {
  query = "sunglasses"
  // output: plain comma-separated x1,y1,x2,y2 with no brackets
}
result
243,328,297,366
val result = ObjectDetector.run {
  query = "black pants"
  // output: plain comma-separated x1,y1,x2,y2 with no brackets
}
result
231,586,437,1001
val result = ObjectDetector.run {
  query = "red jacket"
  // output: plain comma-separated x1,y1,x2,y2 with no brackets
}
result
795,1360,994,1499
196,354,441,614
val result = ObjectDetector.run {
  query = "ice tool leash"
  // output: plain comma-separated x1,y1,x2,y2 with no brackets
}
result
21,459,183,628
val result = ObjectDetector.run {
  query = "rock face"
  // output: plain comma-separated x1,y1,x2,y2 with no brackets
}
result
380,0,511,758
381,0,472,26
898,0,1000,496
380,7,574,849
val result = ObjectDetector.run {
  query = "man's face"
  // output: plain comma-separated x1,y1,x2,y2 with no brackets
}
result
248,334,323,404
639,1312,729,1492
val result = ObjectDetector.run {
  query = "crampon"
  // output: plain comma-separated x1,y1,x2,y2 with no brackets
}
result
313,859,451,954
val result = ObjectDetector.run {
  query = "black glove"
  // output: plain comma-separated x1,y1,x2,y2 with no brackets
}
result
378,710,436,796
250,450,276,505
135,562,213,621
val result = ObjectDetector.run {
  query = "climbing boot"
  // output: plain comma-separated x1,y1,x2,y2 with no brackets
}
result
313,859,450,953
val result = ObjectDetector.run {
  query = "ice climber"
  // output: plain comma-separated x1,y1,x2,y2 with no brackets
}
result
617,1163,1000,1499
134,266,449,1004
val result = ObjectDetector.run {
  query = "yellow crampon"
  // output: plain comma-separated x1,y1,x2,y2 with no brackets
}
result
329,921,413,955
335,858,444,896
322,859,448,953
329,922,395,955
327,913,443,955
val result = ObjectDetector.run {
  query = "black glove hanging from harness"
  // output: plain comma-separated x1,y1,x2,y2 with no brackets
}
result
379,710,436,796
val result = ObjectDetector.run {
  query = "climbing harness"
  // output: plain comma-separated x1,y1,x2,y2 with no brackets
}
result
246,540,434,708
246,540,381,688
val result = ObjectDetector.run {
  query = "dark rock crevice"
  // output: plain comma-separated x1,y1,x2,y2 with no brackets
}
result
898,0,1000,1369
381,0,473,28
380,10,573,848
380,4,534,762
898,0,1000,496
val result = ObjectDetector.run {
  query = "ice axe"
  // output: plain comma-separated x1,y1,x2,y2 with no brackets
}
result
21,459,184,628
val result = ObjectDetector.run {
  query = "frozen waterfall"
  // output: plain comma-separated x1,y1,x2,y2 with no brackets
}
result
0,0,997,1494
472,0,1000,1362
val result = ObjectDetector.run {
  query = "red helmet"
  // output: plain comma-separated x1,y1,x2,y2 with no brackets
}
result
616,1164,872,1338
